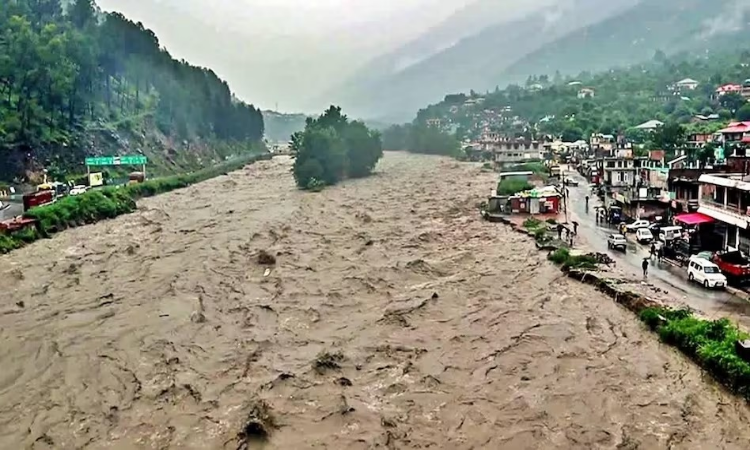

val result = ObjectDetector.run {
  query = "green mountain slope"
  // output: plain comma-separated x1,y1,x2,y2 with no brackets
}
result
328,0,639,122
0,0,264,182
498,0,746,84
332,0,750,123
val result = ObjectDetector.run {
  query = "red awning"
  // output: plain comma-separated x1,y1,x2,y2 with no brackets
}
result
674,212,715,225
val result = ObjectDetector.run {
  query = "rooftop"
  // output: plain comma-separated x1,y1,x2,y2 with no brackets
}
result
719,121,750,134
635,119,664,130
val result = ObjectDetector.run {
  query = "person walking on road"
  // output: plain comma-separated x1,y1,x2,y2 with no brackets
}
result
642,258,649,277
650,242,657,259
572,221,579,235
657,244,664,262
557,223,564,240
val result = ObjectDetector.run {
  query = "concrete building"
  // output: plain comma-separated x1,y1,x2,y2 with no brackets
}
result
478,131,544,169
698,173,750,252
577,88,595,99
675,78,699,91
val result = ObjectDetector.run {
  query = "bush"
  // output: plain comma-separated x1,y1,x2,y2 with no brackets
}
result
638,306,750,399
292,106,383,189
533,228,549,242
548,248,570,265
547,248,597,270
523,217,543,230
497,178,533,196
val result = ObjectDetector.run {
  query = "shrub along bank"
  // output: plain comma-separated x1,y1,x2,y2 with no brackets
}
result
0,152,271,253
640,307,750,399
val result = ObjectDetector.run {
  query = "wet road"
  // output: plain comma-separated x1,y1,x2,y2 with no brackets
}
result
0,201,21,221
563,169,750,321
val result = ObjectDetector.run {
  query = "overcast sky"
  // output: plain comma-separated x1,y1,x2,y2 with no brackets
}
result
96,0,475,111
95,0,555,113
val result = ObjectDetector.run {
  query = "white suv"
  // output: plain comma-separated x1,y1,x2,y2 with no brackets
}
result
687,256,727,289
625,219,650,232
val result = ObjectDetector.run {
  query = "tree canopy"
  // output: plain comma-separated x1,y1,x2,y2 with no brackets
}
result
0,0,264,180
412,49,750,146
292,106,383,190
382,123,461,157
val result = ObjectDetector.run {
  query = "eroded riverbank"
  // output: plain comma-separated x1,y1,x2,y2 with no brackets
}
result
2,153,750,449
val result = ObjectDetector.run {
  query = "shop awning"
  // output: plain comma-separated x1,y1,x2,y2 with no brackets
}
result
674,212,715,225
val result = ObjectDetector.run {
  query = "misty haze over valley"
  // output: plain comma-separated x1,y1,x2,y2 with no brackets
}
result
96,0,750,122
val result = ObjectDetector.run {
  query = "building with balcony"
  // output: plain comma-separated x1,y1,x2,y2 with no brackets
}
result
698,173,750,252
714,83,742,100
478,132,544,169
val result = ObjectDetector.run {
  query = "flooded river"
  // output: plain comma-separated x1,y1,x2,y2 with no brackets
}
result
2,153,750,449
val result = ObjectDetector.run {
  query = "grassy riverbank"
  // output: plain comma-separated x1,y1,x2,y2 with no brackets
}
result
0,152,271,253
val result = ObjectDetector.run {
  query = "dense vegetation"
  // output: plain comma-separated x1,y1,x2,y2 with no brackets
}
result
640,307,750,400
291,106,383,190
407,48,750,162
497,178,532,196
382,123,461,157
0,0,264,180
0,152,271,253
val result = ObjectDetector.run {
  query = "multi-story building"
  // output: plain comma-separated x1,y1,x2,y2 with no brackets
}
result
714,83,742,100
596,153,668,219
477,131,544,169
590,133,616,154
698,173,750,252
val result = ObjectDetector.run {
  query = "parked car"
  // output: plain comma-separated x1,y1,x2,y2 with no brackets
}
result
607,234,627,251
564,179,579,187
693,251,713,261
658,226,683,242
712,250,750,285
688,256,727,289
635,228,654,243
69,185,89,196
625,219,650,232
648,223,664,234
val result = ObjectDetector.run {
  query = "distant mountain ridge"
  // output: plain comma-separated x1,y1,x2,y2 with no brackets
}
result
326,0,750,123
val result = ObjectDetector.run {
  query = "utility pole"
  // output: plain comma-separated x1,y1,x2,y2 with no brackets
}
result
562,166,569,223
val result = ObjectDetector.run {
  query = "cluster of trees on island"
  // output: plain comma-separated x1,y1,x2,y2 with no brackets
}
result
292,106,383,190
1,0,264,179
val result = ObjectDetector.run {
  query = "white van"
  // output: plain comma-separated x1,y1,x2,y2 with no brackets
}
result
687,256,727,289
658,226,683,242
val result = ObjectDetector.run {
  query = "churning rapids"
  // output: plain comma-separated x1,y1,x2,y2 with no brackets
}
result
2,152,750,449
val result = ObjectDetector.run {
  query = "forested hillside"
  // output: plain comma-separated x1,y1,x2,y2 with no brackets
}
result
395,48,750,155
0,0,264,181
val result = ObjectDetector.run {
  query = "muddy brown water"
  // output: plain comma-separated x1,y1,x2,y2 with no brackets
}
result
2,152,750,449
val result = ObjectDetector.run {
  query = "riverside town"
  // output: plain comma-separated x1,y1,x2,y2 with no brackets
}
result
8,0,750,448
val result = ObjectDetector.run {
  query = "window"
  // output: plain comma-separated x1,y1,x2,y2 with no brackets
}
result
727,188,739,208
704,266,720,274
729,225,738,248
715,186,725,204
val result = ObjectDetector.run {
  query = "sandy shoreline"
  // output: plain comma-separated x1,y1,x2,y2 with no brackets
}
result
2,152,750,449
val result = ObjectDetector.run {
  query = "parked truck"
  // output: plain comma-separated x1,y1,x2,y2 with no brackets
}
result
22,190,54,212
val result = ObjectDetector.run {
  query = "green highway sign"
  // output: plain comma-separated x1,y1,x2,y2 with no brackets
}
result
85,155,147,166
